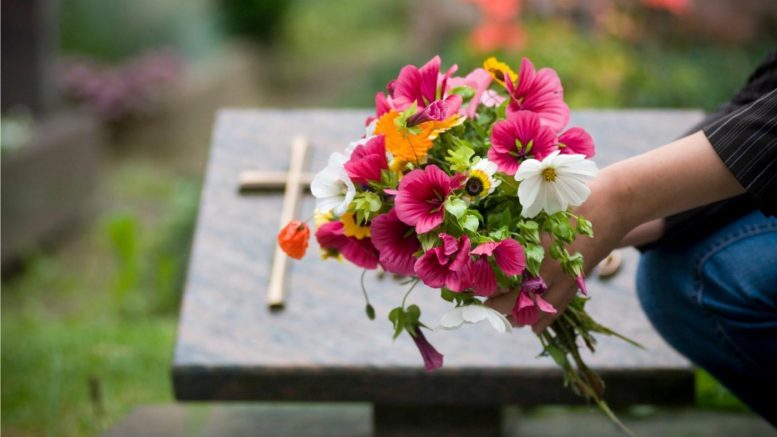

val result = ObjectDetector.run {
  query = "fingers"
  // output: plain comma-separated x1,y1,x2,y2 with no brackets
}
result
484,289,519,315
531,278,577,334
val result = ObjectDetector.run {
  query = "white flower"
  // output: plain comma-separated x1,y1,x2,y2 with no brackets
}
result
465,158,501,198
514,151,598,218
311,153,356,216
437,304,512,334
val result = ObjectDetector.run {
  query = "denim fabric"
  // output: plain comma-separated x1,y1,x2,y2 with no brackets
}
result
637,211,777,426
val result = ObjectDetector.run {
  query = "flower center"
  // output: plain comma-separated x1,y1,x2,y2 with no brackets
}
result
489,68,505,82
542,167,557,182
465,177,484,196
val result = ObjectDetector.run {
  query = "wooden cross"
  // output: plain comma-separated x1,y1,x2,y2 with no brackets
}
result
238,136,314,310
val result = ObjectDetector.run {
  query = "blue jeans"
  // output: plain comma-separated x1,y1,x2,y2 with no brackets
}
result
637,210,777,426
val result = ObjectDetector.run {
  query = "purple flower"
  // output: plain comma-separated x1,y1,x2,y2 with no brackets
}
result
410,327,444,371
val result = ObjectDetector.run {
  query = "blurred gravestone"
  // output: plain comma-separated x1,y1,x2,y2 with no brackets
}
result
1,0,59,114
1,0,104,269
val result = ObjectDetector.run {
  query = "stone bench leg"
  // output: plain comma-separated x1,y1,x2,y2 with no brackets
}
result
373,404,501,437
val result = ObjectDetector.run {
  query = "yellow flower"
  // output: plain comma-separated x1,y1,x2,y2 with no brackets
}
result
483,57,517,87
426,114,465,140
465,158,501,199
341,211,371,240
314,209,334,227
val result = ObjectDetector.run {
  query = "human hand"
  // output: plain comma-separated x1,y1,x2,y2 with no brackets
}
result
486,169,635,332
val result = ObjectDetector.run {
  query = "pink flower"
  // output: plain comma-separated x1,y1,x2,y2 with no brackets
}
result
370,209,420,276
389,56,459,112
395,165,464,234
315,221,380,270
511,275,556,326
344,135,388,185
575,274,588,296
488,111,557,175
471,238,527,274
469,238,526,296
414,233,472,292
410,327,444,371
406,95,463,126
505,58,569,132
469,257,497,296
558,127,595,158
447,68,493,118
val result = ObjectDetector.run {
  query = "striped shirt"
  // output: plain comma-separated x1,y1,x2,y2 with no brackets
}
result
653,50,777,246
704,87,777,215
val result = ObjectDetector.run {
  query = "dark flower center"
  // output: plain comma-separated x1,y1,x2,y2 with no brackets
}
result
465,177,484,196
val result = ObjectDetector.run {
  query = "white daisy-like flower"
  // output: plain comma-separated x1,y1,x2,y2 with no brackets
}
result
311,152,356,216
514,150,598,218
465,158,501,199
437,304,512,334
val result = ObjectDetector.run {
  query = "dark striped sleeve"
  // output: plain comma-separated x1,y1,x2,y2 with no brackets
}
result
703,87,777,216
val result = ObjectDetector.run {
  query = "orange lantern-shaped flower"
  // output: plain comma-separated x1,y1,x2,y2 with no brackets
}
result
277,220,310,260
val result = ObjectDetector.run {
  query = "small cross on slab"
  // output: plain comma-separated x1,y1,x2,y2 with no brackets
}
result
238,136,315,310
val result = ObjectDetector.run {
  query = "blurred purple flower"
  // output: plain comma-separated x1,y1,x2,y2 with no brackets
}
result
60,49,184,122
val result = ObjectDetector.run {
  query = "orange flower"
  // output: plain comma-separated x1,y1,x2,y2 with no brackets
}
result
277,220,310,260
375,110,435,164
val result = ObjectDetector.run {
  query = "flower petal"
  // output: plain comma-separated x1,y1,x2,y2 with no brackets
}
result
493,238,526,276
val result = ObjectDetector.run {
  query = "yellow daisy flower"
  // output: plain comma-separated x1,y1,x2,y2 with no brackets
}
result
341,211,371,240
483,57,518,87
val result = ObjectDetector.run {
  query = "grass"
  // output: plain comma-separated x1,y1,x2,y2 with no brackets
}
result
2,161,199,437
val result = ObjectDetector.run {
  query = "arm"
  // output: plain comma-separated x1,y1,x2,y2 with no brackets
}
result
486,130,745,330
532,130,745,332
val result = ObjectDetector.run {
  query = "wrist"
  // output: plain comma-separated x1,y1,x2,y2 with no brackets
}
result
588,165,642,233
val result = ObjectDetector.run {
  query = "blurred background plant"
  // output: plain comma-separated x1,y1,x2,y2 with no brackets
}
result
2,0,774,435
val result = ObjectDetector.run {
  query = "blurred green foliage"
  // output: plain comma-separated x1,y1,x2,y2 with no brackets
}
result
2,164,199,436
218,0,289,43
60,0,223,60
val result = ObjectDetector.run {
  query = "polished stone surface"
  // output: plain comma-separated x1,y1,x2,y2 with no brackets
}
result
174,109,704,405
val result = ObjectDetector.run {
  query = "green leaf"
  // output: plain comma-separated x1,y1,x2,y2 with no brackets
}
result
380,168,399,189
445,196,468,219
545,343,569,368
440,287,456,303
461,213,480,233
396,101,418,128
388,307,404,340
525,244,544,276
545,212,575,243
550,240,568,261
440,288,479,306
450,85,475,99
418,233,439,251
576,215,594,237
351,191,383,223
518,220,540,244
445,142,475,173
496,99,508,120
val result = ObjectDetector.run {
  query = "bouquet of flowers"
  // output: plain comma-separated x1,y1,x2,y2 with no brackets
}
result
278,55,638,428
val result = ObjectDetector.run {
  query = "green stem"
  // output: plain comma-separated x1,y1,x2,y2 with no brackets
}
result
360,270,371,306
401,279,420,308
